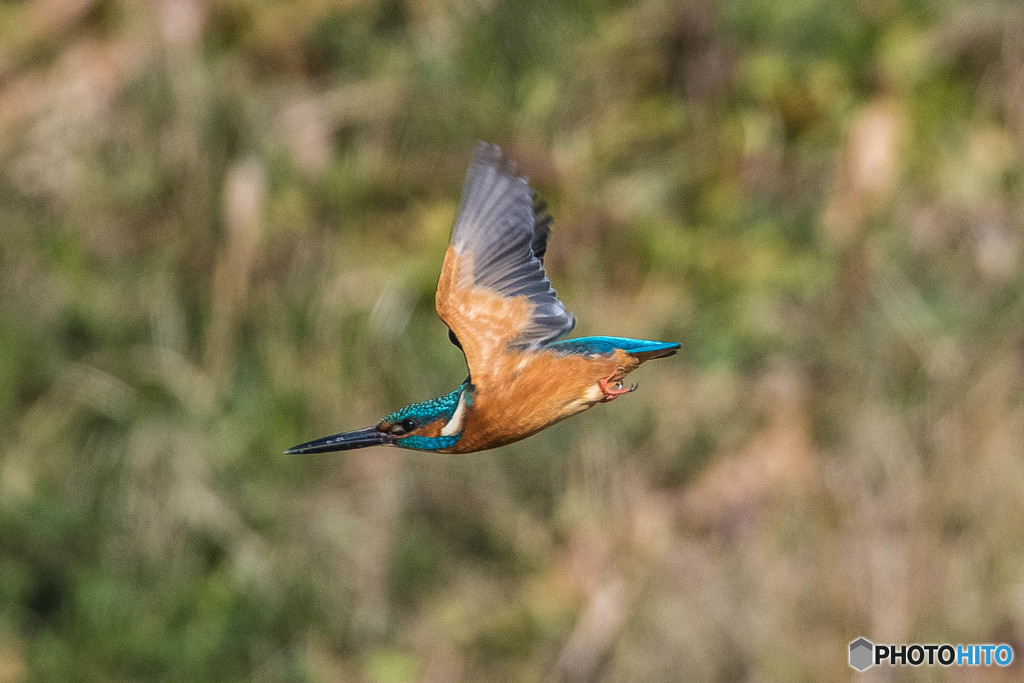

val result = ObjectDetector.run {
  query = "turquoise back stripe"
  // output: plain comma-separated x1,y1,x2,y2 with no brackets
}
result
547,336,679,357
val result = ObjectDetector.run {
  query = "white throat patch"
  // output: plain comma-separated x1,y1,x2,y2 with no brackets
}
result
440,390,468,436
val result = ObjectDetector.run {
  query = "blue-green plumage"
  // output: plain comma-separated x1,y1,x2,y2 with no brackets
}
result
379,383,471,451
548,336,680,361
382,385,464,426
400,434,461,451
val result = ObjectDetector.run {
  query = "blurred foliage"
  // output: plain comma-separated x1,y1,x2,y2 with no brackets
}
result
2,0,1024,680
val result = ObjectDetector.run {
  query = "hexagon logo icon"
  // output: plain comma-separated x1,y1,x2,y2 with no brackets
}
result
849,637,874,671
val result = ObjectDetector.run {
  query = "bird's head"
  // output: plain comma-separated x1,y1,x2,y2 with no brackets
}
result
286,385,470,454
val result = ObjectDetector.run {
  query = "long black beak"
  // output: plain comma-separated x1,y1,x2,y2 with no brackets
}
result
285,427,393,454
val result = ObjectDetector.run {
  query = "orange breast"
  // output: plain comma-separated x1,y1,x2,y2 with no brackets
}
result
448,348,638,453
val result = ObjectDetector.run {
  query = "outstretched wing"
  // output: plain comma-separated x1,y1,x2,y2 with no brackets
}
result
446,198,553,351
436,142,575,379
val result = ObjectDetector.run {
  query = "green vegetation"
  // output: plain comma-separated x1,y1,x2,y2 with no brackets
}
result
2,0,1023,679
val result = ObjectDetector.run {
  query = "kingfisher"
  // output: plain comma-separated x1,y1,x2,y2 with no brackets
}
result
287,142,679,455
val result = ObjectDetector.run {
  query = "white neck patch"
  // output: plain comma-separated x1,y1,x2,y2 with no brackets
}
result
440,389,468,436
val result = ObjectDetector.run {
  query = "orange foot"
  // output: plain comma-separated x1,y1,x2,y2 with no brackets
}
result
598,377,637,403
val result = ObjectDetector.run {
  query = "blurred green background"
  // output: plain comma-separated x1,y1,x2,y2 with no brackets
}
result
2,0,1024,680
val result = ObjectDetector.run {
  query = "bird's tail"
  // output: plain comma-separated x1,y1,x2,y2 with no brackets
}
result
625,340,680,363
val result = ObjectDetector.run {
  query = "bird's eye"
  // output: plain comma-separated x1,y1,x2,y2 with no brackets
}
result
400,418,417,432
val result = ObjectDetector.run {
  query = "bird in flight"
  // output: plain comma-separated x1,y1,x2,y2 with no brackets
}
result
287,142,678,455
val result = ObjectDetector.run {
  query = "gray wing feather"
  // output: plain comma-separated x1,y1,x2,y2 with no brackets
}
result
449,142,575,347
532,201,553,263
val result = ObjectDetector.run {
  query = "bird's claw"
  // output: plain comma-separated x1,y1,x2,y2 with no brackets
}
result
598,377,637,403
